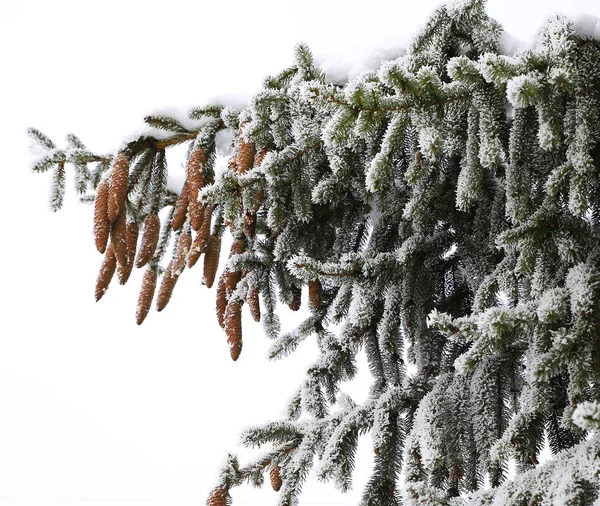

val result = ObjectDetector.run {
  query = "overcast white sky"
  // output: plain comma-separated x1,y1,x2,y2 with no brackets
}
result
2,1,600,505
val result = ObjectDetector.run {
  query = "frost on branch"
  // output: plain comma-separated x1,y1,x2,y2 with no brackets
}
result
30,0,600,504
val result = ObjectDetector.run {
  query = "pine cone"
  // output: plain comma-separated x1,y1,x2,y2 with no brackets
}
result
187,231,203,268
247,287,261,322
95,244,116,301
203,234,221,288
243,212,256,239
110,207,128,268
216,272,228,328
225,300,243,361
227,155,238,172
198,204,213,244
270,465,282,492
237,125,256,174
172,181,189,231
135,213,160,268
206,486,228,506
187,148,206,231
118,220,139,285
136,268,157,325
156,263,179,312
93,178,110,253
254,146,268,168
308,279,323,311
289,285,301,311
173,230,192,276
107,153,129,223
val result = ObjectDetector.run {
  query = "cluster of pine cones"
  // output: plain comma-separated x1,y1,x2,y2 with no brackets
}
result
93,129,322,362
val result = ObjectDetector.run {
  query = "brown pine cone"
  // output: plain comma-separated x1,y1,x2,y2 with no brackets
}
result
95,244,116,301
118,220,139,285
110,208,128,268
187,231,203,268
107,153,129,223
227,155,238,173
308,279,323,311
171,181,189,231
225,300,243,361
289,285,301,311
247,287,261,322
136,268,157,325
135,213,160,268
254,146,268,168
93,178,110,253
172,230,192,276
237,126,256,174
206,486,228,506
270,465,282,492
216,272,228,328
187,148,206,231
203,234,221,288
197,204,213,244
156,263,179,312
243,212,257,239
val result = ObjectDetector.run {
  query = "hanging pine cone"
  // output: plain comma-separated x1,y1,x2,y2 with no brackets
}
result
187,232,203,268
225,300,243,361
216,272,228,328
107,153,129,223
254,146,268,168
289,285,301,311
118,220,139,285
136,268,157,325
172,181,189,231
172,230,192,276
237,125,256,174
156,263,179,312
135,213,160,268
187,148,206,231
203,233,221,288
110,208,128,268
270,465,282,492
247,287,261,322
308,279,323,311
243,212,256,239
227,155,238,173
95,244,116,301
206,486,228,506
93,178,110,254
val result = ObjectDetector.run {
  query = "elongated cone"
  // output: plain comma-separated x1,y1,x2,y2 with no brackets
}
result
224,238,245,295
187,148,206,231
203,234,221,288
254,146,268,168
308,279,323,311
243,212,256,239
187,232,202,268
172,181,189,231
110,208,128,268
247,287,261,322
93,179,110,253
227,155,238,172
135,213,160,268
95,244,116,301
172,230,192,276
118,220,139,284
289,285,301,311
216,273,227,328
136,268,157,325
156,263,179,312
206,486,228,506
108,153,129,223
225,300,243,361
270,465,282,492
237,126,255,174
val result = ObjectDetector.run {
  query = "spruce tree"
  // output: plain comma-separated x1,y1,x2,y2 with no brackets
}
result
29,1,600,504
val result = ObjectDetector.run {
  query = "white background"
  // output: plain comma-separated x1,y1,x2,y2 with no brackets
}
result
1,1,600,505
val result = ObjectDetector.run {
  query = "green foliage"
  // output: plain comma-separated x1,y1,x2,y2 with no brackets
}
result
30,1,600,504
